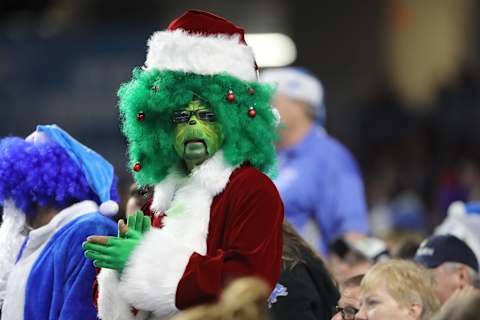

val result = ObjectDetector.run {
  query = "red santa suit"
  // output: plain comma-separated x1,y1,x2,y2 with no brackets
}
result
97,151,283,320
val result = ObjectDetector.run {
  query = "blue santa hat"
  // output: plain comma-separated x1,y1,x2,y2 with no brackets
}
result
26,125,119,216
0,125,118,216
261,67,326,126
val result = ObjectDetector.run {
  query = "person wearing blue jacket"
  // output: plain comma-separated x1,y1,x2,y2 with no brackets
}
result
0,125,118,320
262,68,370,255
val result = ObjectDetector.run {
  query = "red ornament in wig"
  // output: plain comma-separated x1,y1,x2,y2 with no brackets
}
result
226,90,236,102
248,107,257,118
136,112,145,122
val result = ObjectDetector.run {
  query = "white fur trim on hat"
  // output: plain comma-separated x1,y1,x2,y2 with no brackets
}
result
145,29,257,82
99,200,119,216
447,201,467,218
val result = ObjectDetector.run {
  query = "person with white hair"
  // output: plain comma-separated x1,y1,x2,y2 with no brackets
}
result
414,234,480,304
261,67,370,255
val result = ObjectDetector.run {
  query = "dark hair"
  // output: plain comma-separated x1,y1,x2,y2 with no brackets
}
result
128,183,153,201
342,274,364,289
282,221,331,275
394,238,421,259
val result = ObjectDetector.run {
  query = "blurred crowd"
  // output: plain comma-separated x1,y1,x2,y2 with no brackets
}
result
355,66,480,235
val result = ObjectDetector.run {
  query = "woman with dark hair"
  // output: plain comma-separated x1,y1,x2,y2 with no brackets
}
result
269,222,340,320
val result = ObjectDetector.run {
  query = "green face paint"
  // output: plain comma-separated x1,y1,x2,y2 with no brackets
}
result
173,100,224,170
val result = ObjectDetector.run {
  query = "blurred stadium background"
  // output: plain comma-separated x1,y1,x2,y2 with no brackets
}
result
2,0,480,235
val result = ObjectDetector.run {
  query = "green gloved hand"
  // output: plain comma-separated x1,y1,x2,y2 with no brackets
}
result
83,229,142,272
117,210,151,238
126,210,151,235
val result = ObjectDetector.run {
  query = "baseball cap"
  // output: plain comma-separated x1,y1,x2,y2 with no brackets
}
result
261,67,326,125
414,234,479,271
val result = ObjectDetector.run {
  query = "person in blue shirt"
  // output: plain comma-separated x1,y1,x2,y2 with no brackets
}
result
262,67,370,255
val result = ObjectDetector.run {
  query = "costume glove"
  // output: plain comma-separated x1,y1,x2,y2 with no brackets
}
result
83,212,151,272
83,229,142,271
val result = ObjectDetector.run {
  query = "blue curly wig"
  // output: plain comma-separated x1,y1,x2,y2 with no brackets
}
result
0,137,119,218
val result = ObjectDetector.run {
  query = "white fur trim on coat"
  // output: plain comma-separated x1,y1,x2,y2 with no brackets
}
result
99,151,237,319
0,200,26,308
97,269,149,320
118,230,193,319
144,29,257,82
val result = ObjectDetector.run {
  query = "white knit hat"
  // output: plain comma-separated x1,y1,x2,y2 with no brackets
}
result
261,67,326,123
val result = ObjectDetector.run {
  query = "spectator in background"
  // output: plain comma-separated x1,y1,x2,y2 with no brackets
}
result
331,274,363,320
414,234,480,303
269,222,339,320
434,201,480,264
329,237,389,283
356,260,440,320
261,68,369,255
125,183,152,216
390,234,423,260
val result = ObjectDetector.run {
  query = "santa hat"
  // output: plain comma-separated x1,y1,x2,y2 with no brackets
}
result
26,125,119,216
144,10,257,81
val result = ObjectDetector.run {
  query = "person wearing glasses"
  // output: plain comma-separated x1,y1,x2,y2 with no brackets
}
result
82,10,284,320
355,260,440,320
125,183,152,217
332,275,363,320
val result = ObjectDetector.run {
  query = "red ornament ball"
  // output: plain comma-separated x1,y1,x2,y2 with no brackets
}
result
136,112,145,121
248,87,255,95
226,90,235,102
248,107,257,118
133,163,142,172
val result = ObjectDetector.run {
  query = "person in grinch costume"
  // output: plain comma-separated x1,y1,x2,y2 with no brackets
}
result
83,10,284,320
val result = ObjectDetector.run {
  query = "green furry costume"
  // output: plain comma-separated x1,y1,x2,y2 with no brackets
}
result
119,69,279,185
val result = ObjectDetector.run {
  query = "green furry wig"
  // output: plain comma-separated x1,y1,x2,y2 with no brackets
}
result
118,69,278,185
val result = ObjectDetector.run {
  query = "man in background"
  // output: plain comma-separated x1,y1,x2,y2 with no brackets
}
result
262,67,370,255
415,234,480,303
331,274,363,320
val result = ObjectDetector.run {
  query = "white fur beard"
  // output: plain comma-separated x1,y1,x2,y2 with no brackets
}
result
0,200,27,308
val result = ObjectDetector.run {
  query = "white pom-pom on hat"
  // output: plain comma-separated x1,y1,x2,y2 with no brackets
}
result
448,201,467,218
99,200,119,216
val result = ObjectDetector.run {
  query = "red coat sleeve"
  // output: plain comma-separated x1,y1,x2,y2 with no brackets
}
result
175,169,284,309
